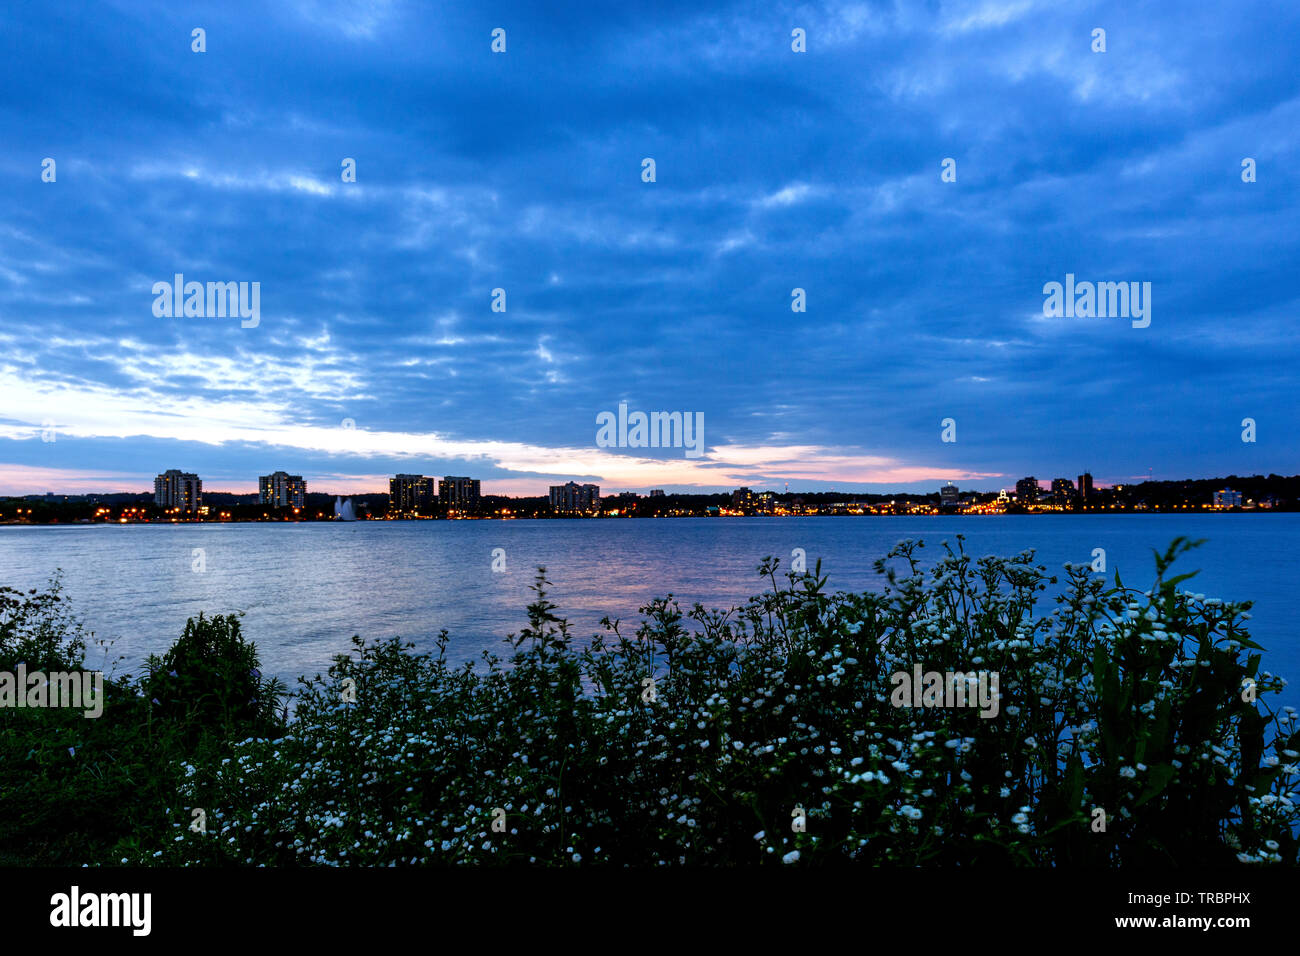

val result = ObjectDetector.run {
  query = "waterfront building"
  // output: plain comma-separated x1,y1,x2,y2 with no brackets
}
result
439,476,481,512
1015,476,1039,504
550,482,600,514
1051,478,1076,506
1213,488,1243,508
390,474,437,515
154,470,202,514
259,471,306,508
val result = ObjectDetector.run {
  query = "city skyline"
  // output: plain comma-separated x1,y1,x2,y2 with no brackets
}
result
9,463,1300,499
2,2,1298,497
12,464,1288,505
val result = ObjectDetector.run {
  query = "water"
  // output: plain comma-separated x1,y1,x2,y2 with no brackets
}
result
0,515,1295,710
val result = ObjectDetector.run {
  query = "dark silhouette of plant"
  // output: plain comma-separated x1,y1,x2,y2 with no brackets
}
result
139,612,286,746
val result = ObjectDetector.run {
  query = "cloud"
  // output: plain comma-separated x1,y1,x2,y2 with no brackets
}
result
0,0,1297,495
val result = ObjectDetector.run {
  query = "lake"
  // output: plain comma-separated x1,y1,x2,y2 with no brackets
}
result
1,515,1295,710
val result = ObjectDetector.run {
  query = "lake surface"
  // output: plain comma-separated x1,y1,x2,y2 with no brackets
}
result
1,515,1295,710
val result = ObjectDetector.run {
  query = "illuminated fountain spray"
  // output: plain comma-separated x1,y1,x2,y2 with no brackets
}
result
333,496,357,521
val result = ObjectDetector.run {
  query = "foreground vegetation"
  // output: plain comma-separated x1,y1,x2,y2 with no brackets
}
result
1,537,1296,866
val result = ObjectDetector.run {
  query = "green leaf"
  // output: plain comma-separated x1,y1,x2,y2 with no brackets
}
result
1164,570,1201,589
1065,754,1085,809
1133,764,1177,807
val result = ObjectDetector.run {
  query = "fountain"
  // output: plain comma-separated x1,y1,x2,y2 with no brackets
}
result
333,496,358,521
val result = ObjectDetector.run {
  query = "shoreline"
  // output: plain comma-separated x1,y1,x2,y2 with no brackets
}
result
1,510,1293,527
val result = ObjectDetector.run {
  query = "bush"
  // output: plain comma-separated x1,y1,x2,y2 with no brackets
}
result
0,577,148,864
0,582,285,865
139,612,287,746
0,575,89,674
123,537,1298,867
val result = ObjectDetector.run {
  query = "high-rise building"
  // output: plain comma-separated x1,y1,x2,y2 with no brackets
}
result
940,483,959,508
389,474,437,515
1015,477,1039,504
732,487,756,509
439,476,481,512
259,471,306,508
550,482,600,514
1078,472,1095,502
154,470,202,514
1213,488,1243,508
1051,478,1075,506
649,489,665,497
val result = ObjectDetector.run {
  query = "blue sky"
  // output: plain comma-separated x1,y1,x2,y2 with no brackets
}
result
1,0,1298,495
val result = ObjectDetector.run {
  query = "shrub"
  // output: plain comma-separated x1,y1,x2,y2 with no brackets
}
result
0,583,285,865
0,575,89,674
139,612,287,746
0,577,151,864
125,537,1298,867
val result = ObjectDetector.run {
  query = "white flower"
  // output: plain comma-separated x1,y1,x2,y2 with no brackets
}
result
782,850,800,864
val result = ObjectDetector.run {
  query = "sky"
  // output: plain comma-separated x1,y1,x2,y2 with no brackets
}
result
1,0,1298,496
